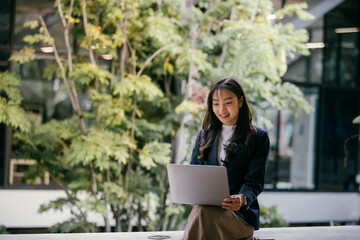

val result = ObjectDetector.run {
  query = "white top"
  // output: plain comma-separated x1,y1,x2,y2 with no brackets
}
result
217,125,235,165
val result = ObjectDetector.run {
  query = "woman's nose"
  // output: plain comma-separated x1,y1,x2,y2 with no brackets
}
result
219,104,226,112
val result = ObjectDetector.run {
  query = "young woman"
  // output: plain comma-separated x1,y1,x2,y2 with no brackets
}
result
182,77,270,240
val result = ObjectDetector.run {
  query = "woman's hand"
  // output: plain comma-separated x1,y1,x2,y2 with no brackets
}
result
222,194,246,211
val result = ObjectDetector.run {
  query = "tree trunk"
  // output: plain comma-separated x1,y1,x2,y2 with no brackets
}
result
104,216,111,232
127,206,134,232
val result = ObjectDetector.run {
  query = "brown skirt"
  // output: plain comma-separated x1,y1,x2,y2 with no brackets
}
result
182,205,255,240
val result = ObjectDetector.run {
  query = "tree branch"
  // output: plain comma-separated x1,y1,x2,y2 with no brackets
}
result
80,0,98,197
81,0,97,66
40,14,87,136
119,0,129,79
56,0,84,124
38,16,76,111
137,43,176,76
37,160,91,232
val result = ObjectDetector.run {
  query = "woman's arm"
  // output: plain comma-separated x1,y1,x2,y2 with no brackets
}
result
239,130,270,209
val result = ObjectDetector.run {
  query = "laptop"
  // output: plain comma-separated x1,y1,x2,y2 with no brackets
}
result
167,164,230,206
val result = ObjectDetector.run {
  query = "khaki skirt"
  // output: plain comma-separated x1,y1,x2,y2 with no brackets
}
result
182,205,255,240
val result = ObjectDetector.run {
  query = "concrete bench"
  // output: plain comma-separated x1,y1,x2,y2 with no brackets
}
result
0,226,359,240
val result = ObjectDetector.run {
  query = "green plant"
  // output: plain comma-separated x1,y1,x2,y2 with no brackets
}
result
260,205,288,228
0,225,8,234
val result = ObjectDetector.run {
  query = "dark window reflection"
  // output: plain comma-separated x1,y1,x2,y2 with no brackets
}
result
319,89,359,191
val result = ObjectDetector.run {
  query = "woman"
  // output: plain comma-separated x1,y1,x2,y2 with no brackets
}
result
183,77,270,240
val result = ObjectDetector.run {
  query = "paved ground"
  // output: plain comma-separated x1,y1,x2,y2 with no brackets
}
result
0,226,359,240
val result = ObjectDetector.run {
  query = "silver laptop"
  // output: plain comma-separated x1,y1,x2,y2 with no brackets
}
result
167,164,230,206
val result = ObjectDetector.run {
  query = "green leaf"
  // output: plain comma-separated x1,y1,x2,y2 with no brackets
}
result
277,2,315,20
0,71,30,132
80,23,113,49
9,47,35,64
24,20,39,29
0,100,31,132
175,100,202,114
113,74,164,101
145,15,182,46
70,63,113,86
353,115,360,124
65,128,135,169
79,197,108,217
139,141,171,170
127,169,153,195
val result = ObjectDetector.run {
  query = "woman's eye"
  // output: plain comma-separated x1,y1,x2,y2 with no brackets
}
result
226,102,232,105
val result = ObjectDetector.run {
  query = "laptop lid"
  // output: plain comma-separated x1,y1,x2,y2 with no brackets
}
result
167,164,230,206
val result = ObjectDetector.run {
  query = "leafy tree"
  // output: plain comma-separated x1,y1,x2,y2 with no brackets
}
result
5,0,313,232
0,71,30,132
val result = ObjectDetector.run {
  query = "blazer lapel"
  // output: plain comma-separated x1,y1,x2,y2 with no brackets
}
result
207,131,220,165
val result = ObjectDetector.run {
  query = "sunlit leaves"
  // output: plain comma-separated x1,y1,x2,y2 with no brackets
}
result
65,15,80,25
70,63,113,86
0,101,30,133
139,141,171,170
145,15,182,46
80,23,113,49
0,71,30,132
24,20,40,29
113,74,164,101
111,28,125,48
79,197,108,217
65,129,135,170
175,100,202,114
9,47,36,64
175,49,212,78
16,117,81,150
0,71,22,103
90,91,127,127
242,77,312,116
276,2,315,20
353,115,360,124
23,26,53,45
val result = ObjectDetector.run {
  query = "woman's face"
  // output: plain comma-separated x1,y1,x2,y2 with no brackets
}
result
212,88,243,126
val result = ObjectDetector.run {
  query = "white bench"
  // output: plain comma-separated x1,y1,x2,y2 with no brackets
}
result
0,226,359,240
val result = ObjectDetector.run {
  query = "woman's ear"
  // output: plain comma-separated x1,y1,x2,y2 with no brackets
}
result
239,96,244,108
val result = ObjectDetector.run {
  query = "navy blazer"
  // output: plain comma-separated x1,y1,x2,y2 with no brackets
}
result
190,126,270,230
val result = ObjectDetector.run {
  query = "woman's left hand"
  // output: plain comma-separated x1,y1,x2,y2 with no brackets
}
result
222,194,246,211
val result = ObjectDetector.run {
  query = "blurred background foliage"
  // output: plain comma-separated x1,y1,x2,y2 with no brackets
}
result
260,204,288,228
1,0,311,232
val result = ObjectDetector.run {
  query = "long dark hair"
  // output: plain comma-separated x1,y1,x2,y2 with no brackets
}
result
198,77,256,163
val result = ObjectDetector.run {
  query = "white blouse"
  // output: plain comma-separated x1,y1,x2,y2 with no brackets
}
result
217,125,235,165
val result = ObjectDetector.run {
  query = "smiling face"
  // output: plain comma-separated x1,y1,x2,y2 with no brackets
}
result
212,88,243,126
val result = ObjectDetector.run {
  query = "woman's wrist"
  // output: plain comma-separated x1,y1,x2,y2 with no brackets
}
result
237,193,247,206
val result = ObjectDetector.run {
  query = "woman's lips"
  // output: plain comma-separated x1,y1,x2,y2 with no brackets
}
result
219,113,229,118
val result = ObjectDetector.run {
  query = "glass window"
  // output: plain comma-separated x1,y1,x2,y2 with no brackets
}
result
323,0,360,87
284,18,324,84
283,57,307,82
319,88,360,191
264,87,319,190
0,0,11,46
0,124,6,186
